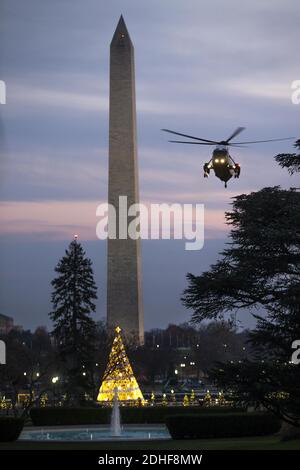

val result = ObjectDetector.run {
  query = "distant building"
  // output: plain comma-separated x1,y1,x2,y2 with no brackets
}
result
0,314,14,335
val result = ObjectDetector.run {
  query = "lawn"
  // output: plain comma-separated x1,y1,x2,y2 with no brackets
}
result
0,436,299,450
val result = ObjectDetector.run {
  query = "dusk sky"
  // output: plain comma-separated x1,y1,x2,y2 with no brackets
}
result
0,0,299,332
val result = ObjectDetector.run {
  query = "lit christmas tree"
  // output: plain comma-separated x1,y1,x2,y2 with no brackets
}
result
203,390,212,406
183,394,189,406
150,391,155,405
40,393,48,407
218,390,225,405
162,393,168,406
97,327,144,403
170,390,176,404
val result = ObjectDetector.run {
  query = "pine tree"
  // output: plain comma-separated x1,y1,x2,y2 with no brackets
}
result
50,237,98,401
97,327,144,402
275,139,300,175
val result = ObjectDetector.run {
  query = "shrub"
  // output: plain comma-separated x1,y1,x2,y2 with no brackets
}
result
166,412,281,439
30,407,111,426
30,406,244,426
0,417,24,442
120,406,243,424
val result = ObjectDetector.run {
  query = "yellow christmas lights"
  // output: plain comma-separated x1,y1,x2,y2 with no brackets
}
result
97,326,144,403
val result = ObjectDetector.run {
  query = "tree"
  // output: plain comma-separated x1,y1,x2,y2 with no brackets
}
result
191,322,249,375
182,168,300,425
275,139,300,175
0,328,54,416
97,327,144,402
49,238,98,402
182,187,300,323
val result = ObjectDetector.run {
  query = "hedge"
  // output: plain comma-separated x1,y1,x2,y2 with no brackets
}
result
0,417,24,442
30,406,244,426
165,413,281,439
30,407,111,426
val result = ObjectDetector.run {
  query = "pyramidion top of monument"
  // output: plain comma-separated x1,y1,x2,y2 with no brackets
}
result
111,15,133,49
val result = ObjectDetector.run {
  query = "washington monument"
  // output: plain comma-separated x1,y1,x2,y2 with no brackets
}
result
107,16,144,344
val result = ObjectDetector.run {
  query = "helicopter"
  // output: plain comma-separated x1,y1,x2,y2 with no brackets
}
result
162,127,294,187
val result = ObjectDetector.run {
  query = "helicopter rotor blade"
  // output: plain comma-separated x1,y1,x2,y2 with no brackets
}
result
169,140,216,145
224,127,246,143
228,144,249,148
162,128,218,144
232,137,295,145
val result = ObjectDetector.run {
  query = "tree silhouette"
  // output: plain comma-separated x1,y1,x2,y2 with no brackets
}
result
182,150,300,427
50,238,97,402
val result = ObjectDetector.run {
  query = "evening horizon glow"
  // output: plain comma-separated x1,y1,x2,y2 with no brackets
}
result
0,0,299,331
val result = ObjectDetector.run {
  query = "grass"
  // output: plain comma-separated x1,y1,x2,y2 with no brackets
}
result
0,436,299,450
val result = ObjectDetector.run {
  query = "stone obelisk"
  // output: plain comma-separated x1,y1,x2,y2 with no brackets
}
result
107,16,144,344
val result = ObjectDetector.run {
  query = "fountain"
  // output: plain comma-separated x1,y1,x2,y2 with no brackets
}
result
18,332,170,442
110,388,121,437
19,399,169,441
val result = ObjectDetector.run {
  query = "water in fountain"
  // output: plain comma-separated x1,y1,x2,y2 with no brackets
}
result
110,388,121,437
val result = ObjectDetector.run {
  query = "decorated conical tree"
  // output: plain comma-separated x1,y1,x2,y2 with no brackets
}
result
162,393,168,406
190,389,196,404
97,327,144,402
203,390,212,406
218,390,225,405
183,394,189,406
150,391,155,406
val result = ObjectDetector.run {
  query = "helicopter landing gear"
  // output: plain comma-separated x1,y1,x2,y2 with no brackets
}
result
203,163,210,178
234,163,241,178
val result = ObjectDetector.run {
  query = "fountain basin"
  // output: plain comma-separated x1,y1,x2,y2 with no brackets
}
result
19,425,171,441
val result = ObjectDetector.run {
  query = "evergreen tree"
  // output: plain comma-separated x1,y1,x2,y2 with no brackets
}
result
275,139,300,175
182,145,300,426
50,238,98,402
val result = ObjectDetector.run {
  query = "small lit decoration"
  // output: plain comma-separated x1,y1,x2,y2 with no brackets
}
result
17,392,32,405
170,389,176,404
97,326,144,403
267,391,290,400
218,390,225,405
40,393,48,407
183,394,189,406
162,393,168,406
150,391,155,406
0,397,11,410
203,389,212,406
190,389,196,404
